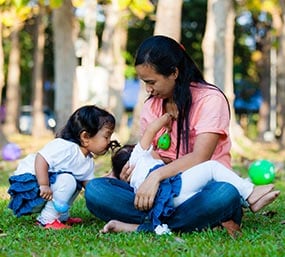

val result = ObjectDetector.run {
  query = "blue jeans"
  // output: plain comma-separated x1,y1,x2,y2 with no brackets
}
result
85,178,242,233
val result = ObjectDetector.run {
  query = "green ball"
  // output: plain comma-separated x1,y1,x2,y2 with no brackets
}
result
248,159,275,185
157,133,171,150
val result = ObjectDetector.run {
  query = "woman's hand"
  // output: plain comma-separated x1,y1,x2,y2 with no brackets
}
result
39,185,53,201
120,162,134,182
134,171,160,211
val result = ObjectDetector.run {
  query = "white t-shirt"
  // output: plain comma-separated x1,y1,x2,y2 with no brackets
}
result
14,138,95,182
129,143,164,192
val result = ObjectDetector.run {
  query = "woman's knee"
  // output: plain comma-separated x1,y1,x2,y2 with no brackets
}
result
85,178,113,209
85,178,107,197
207,182,242,222
203,182,241,212
206,181,239,198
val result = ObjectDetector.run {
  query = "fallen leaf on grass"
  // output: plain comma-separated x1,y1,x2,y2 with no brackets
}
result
261,210,277,218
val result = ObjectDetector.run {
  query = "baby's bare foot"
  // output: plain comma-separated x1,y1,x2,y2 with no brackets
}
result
250,190,280,213
247,184,274,205
100,220,139,233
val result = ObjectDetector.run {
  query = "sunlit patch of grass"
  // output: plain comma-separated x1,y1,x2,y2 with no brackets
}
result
0,186,9,200
6,133,53,157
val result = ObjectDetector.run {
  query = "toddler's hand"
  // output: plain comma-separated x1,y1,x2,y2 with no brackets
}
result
39,185,53,201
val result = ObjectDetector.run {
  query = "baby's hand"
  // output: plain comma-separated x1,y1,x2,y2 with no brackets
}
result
39,185,53,201
159,113,174,132
120,161,134,182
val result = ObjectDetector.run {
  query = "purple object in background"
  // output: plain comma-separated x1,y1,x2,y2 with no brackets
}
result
2,143,21,161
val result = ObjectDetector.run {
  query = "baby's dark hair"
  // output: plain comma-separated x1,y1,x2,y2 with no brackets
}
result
56,105,115,147
111,144,135,179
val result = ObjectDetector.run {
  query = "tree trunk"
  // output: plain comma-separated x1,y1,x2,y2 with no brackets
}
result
202,0,233,91
0,22,4,105
32,5,48,137
256,31,271,139
278,0,285,146
0,127,8,146
3,23,21,134
202,0,253,157
0,21,7,145
82,0,98,68
154,0,183,42
97,0,126,128
52,0,79,132
77,1,101,108
129,0,183,143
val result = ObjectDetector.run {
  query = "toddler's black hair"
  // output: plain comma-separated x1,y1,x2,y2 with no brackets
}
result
56,105,115,147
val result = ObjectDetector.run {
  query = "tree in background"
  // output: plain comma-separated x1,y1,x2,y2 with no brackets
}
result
52,0,79,131
201,0,250,154
96,0,126,128
154,0,183,42
2,2,32,134
96,0,154,133
1,0,285,150
0,3,7,145
278,0,285,145
31,4,48,137
129,0,183,143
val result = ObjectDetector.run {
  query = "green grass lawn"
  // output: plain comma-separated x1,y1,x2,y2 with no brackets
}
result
0,135,285,257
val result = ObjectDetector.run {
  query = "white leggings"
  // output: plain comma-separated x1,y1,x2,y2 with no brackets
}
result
37,173,80,225
173,160,254,207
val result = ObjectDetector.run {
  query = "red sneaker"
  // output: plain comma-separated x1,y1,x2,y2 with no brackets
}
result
64,217,82,225
37,220,71,230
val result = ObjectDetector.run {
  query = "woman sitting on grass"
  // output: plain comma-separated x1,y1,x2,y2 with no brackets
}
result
85,35,279,237
103,113,279,235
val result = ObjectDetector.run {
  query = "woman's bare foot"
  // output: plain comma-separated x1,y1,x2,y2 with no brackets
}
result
100,220,139,233
221,220,242,239
250,190,280,213
247,184,274,205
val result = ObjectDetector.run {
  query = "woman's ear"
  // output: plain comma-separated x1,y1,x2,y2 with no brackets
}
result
173,67,179,79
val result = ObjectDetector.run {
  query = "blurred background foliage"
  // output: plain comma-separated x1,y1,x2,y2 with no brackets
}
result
0,0,285,147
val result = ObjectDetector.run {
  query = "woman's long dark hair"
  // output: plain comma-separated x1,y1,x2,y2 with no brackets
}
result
56,105,116,146
135,35,230,158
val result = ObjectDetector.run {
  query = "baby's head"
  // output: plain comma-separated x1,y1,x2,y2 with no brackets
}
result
111,144,135,179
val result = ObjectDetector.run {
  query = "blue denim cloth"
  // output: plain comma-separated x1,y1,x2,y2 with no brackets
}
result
8,173,57,217
85,178,242,233
8,172,80,217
